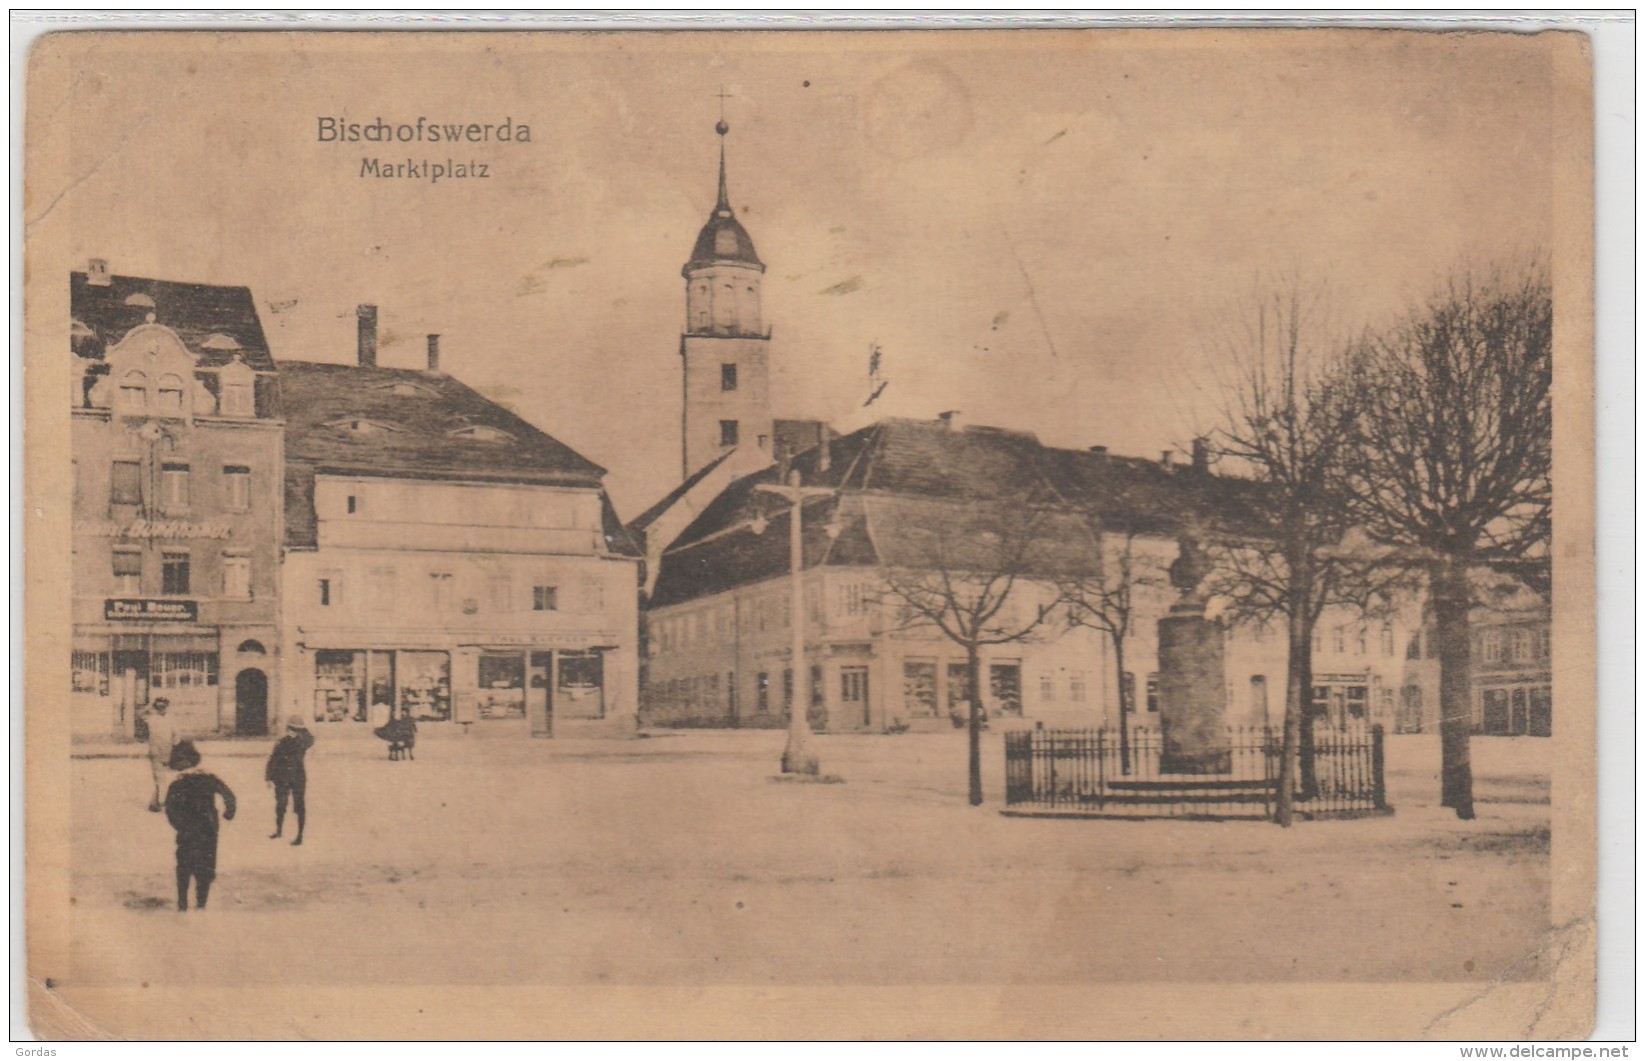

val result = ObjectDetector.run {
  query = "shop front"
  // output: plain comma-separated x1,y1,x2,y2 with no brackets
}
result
300,638,611,737
71,627,234,739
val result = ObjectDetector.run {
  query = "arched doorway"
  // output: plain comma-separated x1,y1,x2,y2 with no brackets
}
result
235,668,268,736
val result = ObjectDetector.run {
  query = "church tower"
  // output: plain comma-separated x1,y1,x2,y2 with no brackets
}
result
679,118,774,478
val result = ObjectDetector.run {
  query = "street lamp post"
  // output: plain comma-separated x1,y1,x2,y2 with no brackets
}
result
752,469,837,776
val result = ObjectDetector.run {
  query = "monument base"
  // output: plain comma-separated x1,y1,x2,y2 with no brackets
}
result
1157,609,1231,776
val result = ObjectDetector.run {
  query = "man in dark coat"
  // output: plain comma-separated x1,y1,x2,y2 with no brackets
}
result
265,715,315,845
163,741,236,912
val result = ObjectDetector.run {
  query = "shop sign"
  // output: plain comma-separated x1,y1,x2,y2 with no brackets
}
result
104,598,198,622
85,517,233,540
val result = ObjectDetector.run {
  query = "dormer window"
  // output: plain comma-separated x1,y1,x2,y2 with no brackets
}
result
155,374,185,416
324,417,403,436
220,379,253,416
367,380,440,399
217,355,256,417
448,424,514,443
117,370,148,412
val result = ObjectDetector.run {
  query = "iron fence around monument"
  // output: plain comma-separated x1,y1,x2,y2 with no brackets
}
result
1003,722,1387,820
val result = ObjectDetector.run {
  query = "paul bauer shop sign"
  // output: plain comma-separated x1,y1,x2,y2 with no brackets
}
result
104,598,198,622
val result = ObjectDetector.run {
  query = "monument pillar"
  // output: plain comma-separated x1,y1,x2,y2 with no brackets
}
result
1157,536,1231,774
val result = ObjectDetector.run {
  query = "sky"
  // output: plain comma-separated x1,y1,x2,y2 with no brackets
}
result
29,30,1558,516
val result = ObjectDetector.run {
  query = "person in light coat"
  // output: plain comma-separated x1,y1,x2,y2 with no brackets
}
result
144,697,179,812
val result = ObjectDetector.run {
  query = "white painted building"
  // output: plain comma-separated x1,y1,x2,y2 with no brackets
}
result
277,324,641,738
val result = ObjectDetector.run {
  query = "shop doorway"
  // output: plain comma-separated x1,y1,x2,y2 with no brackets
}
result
528,651,554,737
235,669,269,736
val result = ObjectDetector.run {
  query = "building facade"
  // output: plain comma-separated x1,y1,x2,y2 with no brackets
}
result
278,326,642,738
1396,577,1552,736
70,263,285,740
642,418,1332,734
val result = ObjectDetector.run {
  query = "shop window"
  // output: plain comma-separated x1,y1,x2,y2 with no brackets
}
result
947,662,971,716
151,649,217,690
721,363,738,392
720,420,739,447
558,650,605,720
72,649,112,696
399,650,452,722
112,549,142,594
533,585,558,612
222,554,251,600
161,463,190,511
990,662,1022,716
110,460,142,506
1528,686,1552,737
902,659,938,717
314,649,365,723
161,551,190,595
223,465,251,511
477,653,526,720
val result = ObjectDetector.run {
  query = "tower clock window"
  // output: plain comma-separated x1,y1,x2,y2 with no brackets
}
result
720,420,739,447
721,364,738,391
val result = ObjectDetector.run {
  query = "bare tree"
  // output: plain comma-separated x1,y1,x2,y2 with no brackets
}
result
1058,526,1169,773
1205,283,1367,827
874,496,1071,805
1344,265,1552,820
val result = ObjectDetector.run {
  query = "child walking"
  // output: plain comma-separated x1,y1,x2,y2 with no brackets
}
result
163,741,236,912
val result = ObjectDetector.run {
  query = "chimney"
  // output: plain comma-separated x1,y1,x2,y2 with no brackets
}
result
87,258,110,286
937,410,962,430
356,305,377,367
426,333,441,372
817,435,832,474
1088,445,1108,456
1160,449,1174,468
1192,436,1211,473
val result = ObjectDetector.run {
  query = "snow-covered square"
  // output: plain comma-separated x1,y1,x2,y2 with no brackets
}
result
67,730,1550,989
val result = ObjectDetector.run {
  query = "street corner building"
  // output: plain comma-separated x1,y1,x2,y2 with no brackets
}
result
639,418,1287,734
277,315,642,740
69,260,285,741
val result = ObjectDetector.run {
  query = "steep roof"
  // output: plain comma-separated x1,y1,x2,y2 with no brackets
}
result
648,418,1271,608
629,448,736,535
280,361,606,485
70,271,276,371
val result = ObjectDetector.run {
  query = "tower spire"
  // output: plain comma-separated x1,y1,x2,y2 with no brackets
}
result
714,116,732,218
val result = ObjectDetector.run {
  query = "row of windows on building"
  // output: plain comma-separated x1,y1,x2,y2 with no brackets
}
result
106,460,253,512
109,547,252,599
1315,623,1400,658
651,582,875,652
72,647,219,696
1400,624,1552,664
106,370,256,417
313,569,605,615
